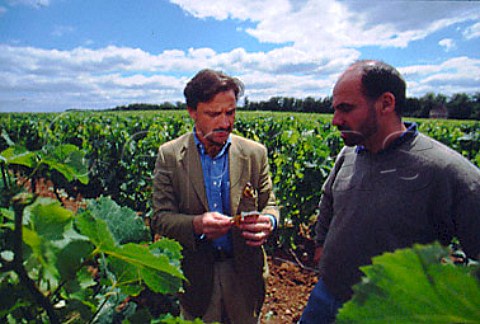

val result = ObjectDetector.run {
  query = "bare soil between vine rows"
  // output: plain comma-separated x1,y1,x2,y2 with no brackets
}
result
261,255,318,323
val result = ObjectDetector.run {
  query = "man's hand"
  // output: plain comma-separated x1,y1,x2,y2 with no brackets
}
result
193,212,233,240
237,213,273,247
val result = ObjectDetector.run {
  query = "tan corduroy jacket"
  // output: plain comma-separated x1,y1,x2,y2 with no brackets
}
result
151,132,279,318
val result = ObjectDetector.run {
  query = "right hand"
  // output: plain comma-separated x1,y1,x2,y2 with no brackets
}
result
193,211,233,240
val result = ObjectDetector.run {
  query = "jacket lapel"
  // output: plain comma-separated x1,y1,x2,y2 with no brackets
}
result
179,134,209,211
229,136,248,216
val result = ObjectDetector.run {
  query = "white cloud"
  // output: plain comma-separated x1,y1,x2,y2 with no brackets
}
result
169,0,480,50
1,41,478,113
6,0,50,8
401,57,480,97
51,25,75,37
464,22,480,40
438,38,456,52
1,0,479,112
241,70,336,102
169,0,292,22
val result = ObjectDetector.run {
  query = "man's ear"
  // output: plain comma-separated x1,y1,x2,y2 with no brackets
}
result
187,106,197,120
378,92,396,115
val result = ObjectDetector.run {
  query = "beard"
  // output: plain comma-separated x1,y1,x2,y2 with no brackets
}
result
201,127,233,157
339,105,378,147
204,128,232,145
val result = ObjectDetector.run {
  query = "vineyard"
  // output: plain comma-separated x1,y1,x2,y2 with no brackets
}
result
1,110,479,323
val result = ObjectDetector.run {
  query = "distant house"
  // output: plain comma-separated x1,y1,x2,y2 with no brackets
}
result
429,104,448,119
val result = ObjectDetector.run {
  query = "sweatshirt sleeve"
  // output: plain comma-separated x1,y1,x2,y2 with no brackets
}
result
314,148,347,246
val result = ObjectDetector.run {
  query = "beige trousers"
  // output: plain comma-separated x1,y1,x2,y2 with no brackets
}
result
181,259,260,324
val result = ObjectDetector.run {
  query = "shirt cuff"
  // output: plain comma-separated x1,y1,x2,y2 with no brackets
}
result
266,214,277,231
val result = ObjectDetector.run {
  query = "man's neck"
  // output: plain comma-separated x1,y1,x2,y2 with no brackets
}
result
205,144,222,158
366,121,407,154
194,129,225,158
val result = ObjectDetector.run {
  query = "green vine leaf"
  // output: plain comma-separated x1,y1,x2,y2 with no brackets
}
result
87,197,150,244
150,238,183,268
76,208,184,295
56,240,93,280
30,198,74,240
20,198,76,283
0,146,36,168
75,211,117,250
23,226,61,281
337,242,480,323
41,144,89,184
107,243,184,295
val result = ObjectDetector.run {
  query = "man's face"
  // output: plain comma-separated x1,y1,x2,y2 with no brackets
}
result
332,72,379,148
188,89,236,152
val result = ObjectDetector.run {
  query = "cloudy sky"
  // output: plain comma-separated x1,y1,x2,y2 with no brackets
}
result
1,0,479,112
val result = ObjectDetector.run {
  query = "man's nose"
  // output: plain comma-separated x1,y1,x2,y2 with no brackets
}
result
219,114,231,127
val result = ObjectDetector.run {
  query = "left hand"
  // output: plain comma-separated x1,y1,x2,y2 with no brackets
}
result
237,213,273,247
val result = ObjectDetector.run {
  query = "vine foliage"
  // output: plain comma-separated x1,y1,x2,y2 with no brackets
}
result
0,138,188,323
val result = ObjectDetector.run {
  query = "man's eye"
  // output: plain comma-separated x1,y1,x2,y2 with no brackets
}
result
336,105,353,113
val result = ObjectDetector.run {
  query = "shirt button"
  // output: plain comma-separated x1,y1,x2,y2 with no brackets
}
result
213,203,218,208
213,181,217,186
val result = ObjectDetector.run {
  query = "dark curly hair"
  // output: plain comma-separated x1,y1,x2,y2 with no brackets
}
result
184,69,245,110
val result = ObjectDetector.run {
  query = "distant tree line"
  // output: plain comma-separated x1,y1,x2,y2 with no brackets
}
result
110,92,480,120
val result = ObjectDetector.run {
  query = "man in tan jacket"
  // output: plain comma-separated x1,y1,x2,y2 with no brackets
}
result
151,69,279,323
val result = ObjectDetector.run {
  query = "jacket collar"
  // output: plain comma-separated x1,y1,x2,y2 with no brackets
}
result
178,133,249,215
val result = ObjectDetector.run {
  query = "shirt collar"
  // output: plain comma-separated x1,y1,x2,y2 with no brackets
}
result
193,128,232,158
356,121,418,154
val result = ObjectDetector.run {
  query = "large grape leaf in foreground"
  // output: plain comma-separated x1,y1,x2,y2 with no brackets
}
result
76,209,185,295
337,243,480,323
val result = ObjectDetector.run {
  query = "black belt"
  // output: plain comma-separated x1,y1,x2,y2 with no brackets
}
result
213,248,234,262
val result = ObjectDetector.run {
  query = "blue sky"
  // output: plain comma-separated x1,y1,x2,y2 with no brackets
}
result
1,0,479,112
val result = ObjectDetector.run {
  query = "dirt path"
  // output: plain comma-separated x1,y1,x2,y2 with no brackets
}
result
262,256,318,323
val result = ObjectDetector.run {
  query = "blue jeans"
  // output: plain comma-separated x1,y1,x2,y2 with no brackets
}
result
299,279,343,324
